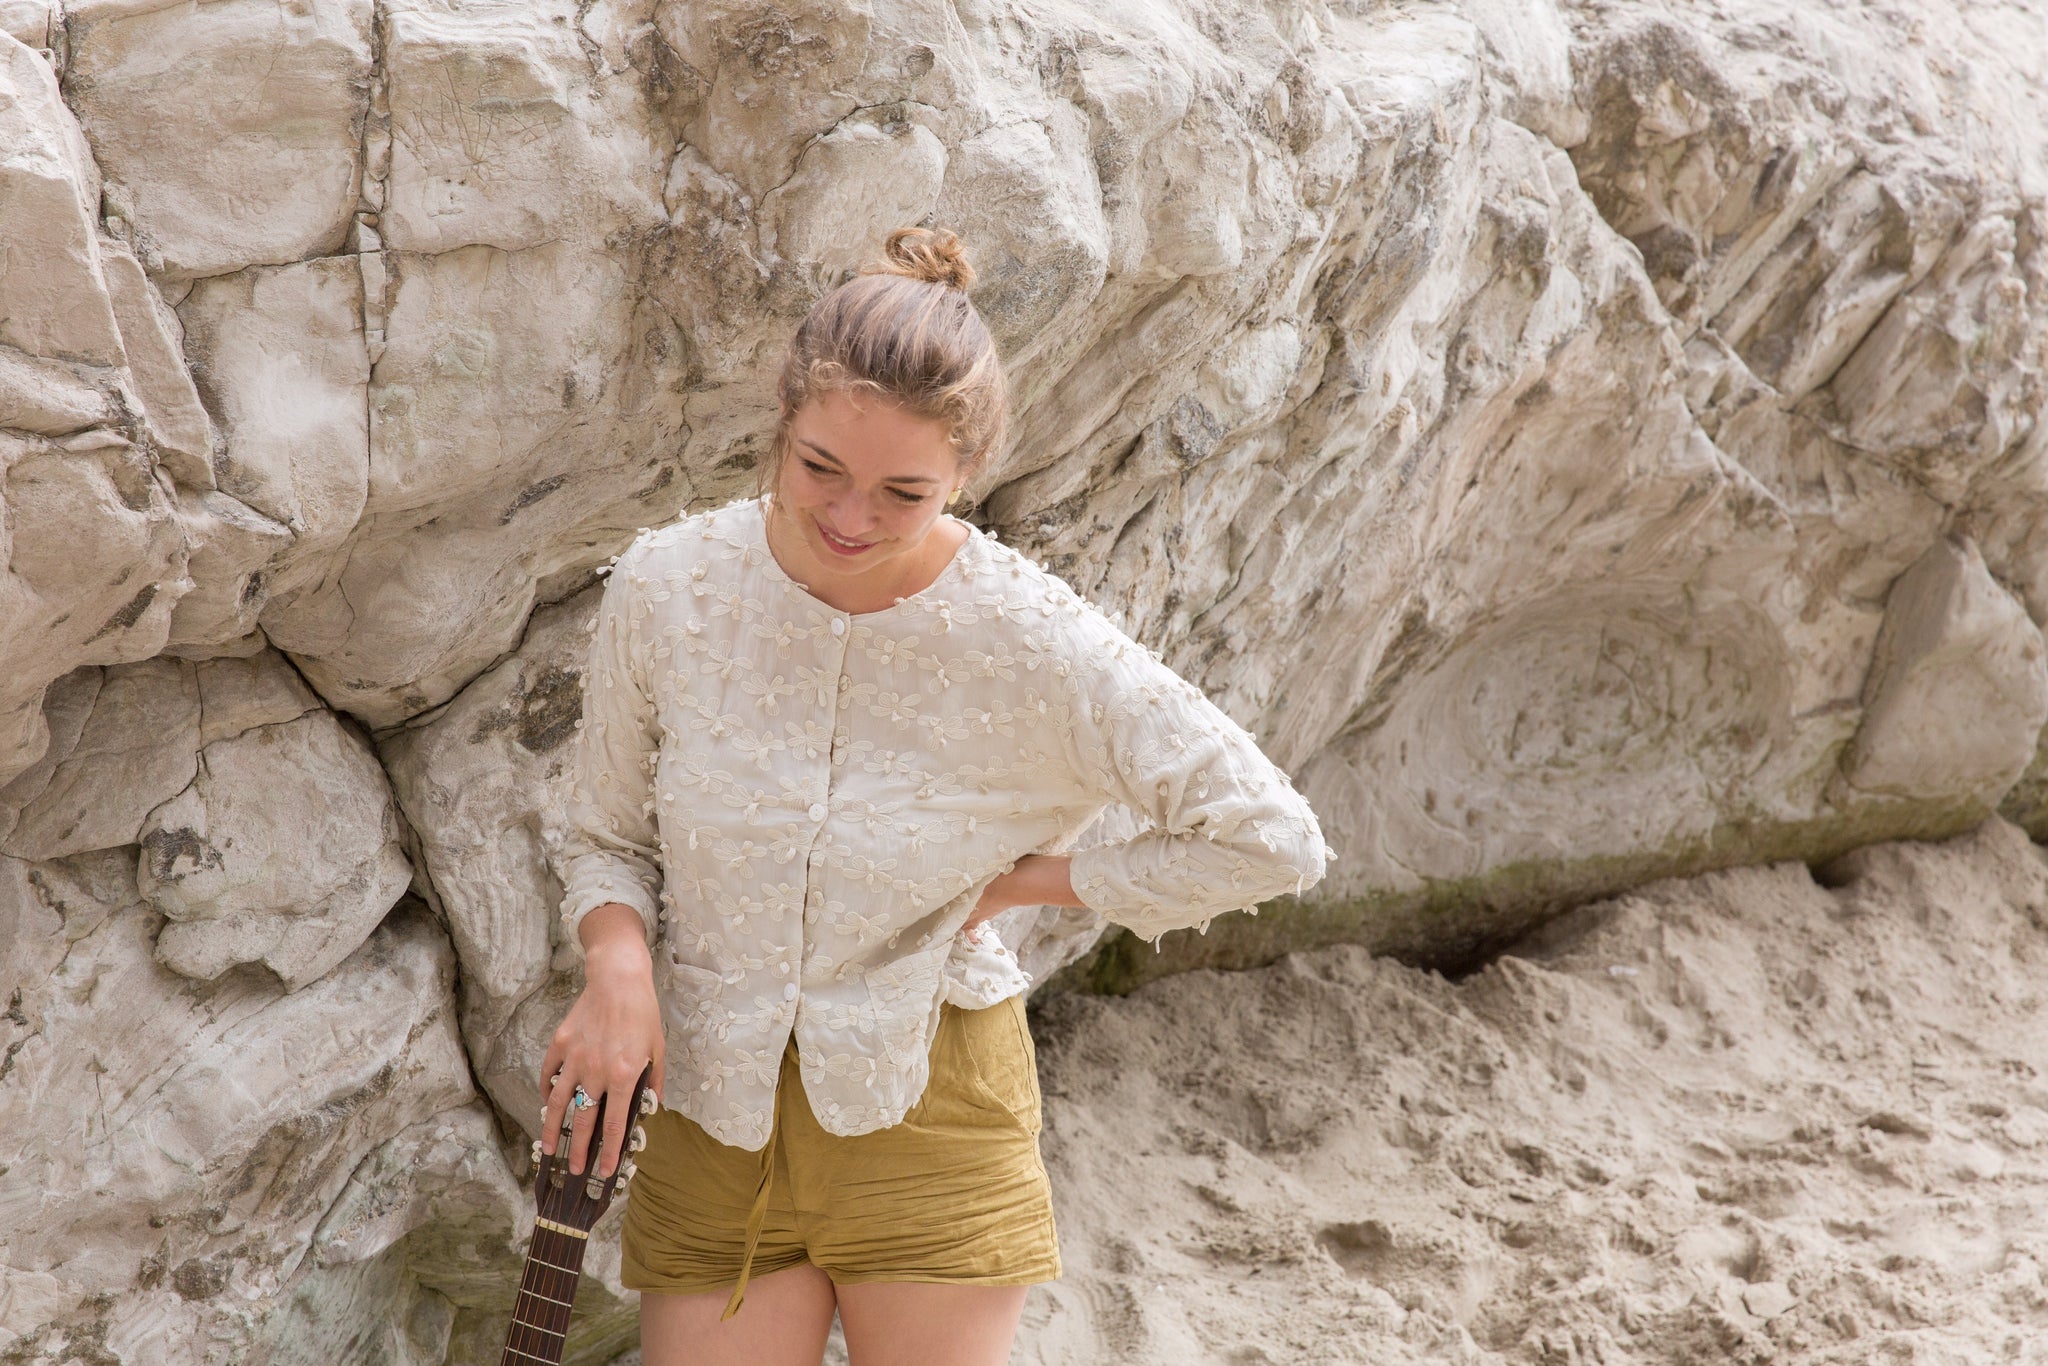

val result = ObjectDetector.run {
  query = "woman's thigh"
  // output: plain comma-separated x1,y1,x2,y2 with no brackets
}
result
834,1281,1028,1366
638,1262,838,1366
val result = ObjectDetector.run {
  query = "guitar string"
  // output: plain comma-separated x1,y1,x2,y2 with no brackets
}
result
504,1096,642,1364
520,1194,585,1354
529,1111,607,1355
509,1229,574,1360
508,1212,582,1358
505,1153,577,1359
504,1078,652,1363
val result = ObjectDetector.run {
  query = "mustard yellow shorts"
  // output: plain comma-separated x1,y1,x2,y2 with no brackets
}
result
620,996,1061,1306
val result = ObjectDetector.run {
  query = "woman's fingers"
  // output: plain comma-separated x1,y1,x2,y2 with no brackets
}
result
596,1073,636,1178
565,1076,601,1175
541,1067,578,1158
539,955,663,1173
962,900,1002,940
552,1063,650,1177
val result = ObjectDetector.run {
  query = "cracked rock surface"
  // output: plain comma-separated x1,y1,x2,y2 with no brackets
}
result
2,0,2046,1358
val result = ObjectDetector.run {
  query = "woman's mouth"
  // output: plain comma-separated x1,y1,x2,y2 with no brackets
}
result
816,521,876,555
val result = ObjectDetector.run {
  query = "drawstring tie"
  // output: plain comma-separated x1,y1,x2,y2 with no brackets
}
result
721,1111,782,1320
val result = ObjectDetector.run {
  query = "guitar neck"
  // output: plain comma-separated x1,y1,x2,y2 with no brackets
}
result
500,1219,590,1366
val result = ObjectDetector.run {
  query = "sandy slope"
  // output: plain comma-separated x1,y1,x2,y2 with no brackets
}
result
1016,819,2048,1364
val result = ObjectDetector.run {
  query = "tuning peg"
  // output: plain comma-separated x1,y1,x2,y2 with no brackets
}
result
638,1089,657,1116
531,1139,543,1167
629,1125,648,1153
620,1158,637,1182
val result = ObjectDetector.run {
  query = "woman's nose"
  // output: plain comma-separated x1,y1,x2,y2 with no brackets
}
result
828,491,879,536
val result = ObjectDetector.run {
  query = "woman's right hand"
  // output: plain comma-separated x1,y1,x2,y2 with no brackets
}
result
539,903,665,1180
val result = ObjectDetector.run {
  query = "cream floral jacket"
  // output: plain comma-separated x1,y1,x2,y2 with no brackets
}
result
556,494,1331,1150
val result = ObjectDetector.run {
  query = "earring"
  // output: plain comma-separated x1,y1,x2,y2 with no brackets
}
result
948,488,964,506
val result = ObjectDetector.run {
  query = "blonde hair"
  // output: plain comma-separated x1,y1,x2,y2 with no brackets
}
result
761,226,1008,495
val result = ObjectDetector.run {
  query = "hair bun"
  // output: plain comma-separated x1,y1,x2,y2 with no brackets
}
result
876,225,975,290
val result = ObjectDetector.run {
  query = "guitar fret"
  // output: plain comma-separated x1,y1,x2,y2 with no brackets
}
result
508,1319,566,1340
515,1286,575,1310
504,1068,654,1366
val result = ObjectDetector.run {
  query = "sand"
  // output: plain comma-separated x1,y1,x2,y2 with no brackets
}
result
1013,818,2048,1364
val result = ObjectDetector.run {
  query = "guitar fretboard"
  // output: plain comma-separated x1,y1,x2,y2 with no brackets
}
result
499,1220,590,1366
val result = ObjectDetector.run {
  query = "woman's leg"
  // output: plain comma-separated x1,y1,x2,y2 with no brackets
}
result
639,1262,839,1366
834,1281,1028,1366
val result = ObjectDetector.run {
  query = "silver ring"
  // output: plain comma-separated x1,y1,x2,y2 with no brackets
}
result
571,1085,594,1110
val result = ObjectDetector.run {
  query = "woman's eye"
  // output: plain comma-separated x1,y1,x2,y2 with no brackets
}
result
796,459,924,505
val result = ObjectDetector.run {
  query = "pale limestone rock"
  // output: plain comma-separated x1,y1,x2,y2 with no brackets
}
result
0,848,475,1362
0,667,95,849
193,649,321,743
379,1,665,256
176,258,370,588
274,1103,534,1366
0,651,412,992
307,1104,526,1279
652,0,891,210
61,0,372,279
1837,537,2048,803
142,708,413,989
0,0,56,50
99,242,216,488
0,39,120,365
0,348,111,434
270,238,688,726
159,493,295,655
378,586,599,1119
215,0,685,726
169,258,366,653
760,116,950,286
0,1265,82,1355
0,658,200,862
0,40,190,745
0,437,188,702
0,34,271,789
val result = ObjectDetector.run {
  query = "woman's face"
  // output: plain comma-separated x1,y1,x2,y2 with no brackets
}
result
771,388,964,589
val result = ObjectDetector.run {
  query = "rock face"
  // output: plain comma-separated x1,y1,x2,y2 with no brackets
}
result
0,870,472,1363
2,0,2046,1357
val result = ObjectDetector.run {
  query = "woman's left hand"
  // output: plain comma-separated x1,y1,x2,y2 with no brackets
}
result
964,854,1078,939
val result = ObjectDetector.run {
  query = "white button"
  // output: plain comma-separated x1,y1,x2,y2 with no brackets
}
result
808,802,827,821
782,983,798,1001
829,617,846,636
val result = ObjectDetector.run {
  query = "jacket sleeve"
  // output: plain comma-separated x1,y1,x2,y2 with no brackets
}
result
1054,606,1332,941
555,542,664,951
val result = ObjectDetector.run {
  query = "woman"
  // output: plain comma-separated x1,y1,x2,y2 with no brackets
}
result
543,226,1331,1365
